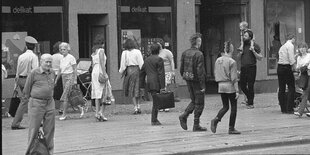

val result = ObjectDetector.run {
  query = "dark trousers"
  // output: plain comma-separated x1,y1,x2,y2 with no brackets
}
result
240,65,257,105
216,93,237,128
150,90,160,122
184,81,205,121
277,64,295,113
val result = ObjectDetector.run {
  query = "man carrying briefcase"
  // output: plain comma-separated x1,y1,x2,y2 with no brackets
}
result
140,43,166,125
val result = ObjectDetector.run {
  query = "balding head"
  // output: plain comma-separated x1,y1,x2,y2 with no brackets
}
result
41,54,52,61
40,54,53,71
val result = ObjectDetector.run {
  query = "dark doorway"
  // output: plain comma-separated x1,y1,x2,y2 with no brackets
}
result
200,0,249,81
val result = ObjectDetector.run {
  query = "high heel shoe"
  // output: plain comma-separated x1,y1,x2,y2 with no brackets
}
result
95,114,101,122
79,106,85,118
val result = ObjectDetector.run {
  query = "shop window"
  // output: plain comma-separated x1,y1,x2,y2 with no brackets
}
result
119,0,176,67
265,0,305,75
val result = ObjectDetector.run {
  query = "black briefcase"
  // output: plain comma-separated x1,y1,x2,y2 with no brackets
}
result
8,90,20,117
153,91,175,110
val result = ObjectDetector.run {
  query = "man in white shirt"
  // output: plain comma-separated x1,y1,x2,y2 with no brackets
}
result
11,36,39,130
277,33,296,114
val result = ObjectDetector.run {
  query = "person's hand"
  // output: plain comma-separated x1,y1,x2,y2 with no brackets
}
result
200,88,205,93
160,88,166,93
15,77,19,83
235,92,240,99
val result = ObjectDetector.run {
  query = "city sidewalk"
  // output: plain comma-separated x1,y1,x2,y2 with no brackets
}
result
2,93,310,154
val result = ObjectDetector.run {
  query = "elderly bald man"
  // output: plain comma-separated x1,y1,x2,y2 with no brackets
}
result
25,54,56,155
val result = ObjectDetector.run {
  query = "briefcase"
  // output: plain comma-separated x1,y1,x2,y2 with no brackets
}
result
152,91,175,110
8,90,20,117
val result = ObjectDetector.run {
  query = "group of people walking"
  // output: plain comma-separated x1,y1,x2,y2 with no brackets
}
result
6,20,310,154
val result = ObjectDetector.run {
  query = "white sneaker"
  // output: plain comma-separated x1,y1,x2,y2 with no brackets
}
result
306,113,310,117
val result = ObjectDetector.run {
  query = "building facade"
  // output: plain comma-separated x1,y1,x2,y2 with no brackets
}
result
2,0,310,103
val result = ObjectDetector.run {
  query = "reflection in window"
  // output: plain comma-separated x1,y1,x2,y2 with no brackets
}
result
265,0,305,74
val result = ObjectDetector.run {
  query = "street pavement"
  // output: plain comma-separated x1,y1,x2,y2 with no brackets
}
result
2,93,310,155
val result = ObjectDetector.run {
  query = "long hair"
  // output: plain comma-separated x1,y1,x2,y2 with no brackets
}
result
123,39,137,50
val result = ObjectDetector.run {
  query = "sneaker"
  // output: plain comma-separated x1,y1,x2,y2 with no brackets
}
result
164,109,170,112
59,115,67,121
294,112,302,117
246,104,254,109
306,113,310,117
228,129,241,134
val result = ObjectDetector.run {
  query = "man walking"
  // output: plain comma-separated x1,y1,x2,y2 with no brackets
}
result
277,33,296,114
25,54,56,155
11,36,39,130
179,33,207,132
239,30,262,109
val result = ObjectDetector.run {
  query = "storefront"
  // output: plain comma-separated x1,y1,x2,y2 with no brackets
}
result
2,0,65,78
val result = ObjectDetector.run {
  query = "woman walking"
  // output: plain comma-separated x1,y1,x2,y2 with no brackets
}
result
294,42,310,117
55,42,77,120
91,34,109,121
211,41,241,134
119,39,144,114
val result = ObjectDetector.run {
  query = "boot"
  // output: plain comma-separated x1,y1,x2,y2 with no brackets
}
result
151,106,160,125
193,119,207,132
179,112,189,130
228,127,241,134
211,117,220,133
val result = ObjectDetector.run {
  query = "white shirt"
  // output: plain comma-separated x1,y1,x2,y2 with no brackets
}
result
296,53,310,70
16,50,39,77
119,49,144,74
60,54,76,74
278,40,295,65
52,53,63,75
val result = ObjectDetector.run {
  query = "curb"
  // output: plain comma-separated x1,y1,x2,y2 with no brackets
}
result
173,138,310,154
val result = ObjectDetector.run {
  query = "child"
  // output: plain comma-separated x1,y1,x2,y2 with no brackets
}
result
238,21,254,52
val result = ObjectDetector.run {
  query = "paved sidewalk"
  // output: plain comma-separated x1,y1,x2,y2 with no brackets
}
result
2,93,310,154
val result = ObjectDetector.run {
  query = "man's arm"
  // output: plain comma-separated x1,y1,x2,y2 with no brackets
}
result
196,53,206,91
250,44,263,61
157,58,165,89
23,70,35,99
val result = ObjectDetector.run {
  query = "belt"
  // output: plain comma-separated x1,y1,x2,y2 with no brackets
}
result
31,97,52,101
19,75,27,78
278,64,291,67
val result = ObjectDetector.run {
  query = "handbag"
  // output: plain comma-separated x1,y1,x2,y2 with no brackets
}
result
298,72,309,90
101,80,114,105
166,75,178,94
68,84,85,107
8,86,20,117
28,130,50,155
98,73,108,83
152,91,175,110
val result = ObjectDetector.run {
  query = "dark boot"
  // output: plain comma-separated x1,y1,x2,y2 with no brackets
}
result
179,103,195,130
193,119,207,132
211,117,220,133
228,126,241,134
151,106,160,125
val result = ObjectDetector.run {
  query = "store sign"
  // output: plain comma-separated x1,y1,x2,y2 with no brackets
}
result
130,6,148,13
11,6,33,14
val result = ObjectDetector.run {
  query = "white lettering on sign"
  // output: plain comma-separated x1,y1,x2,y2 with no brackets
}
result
131,6,148,13
12,6,33,14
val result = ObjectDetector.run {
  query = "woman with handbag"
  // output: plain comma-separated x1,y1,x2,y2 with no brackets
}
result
140,43,165,125
91,34,110,121
158,38,179,112
55,42,78,120
294,42,310,117
119,39,144,114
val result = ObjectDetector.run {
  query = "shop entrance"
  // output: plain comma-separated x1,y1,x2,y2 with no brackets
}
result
199,0,248,81
78,14,108,58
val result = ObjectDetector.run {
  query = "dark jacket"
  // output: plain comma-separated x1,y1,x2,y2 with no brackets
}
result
241,42,261,67
140,55,165,91
180,47,206,89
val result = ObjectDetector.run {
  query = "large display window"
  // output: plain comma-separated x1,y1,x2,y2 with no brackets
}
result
118,0,176,66
2,0,64,78
265,0,305,75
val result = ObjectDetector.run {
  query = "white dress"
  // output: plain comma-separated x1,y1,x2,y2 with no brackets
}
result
91,49,105,99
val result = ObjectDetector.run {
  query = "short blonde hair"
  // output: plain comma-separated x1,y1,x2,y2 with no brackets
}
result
59,42,71,51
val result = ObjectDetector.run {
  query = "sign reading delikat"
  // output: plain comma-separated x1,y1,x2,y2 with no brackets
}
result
130,6,148,13
11,6,33,13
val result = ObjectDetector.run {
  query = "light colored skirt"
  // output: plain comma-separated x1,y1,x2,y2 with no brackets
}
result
60,73,74,102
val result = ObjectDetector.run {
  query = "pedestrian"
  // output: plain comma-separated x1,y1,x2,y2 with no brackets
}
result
239,30,262,109
91,34,109,121
140,43,165,125
179,33,207,132
11,36,39,130
55,42,78,120
119,39,144,114
294,42,310,117
158,38,180,113
211,41,241,134
277,33,296,114
51,41,63,113
25,54,55,155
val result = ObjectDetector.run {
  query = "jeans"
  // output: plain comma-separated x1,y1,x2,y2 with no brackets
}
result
216,93,237,128
277,64,295,112
240,65,257,105
183,81,205,120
